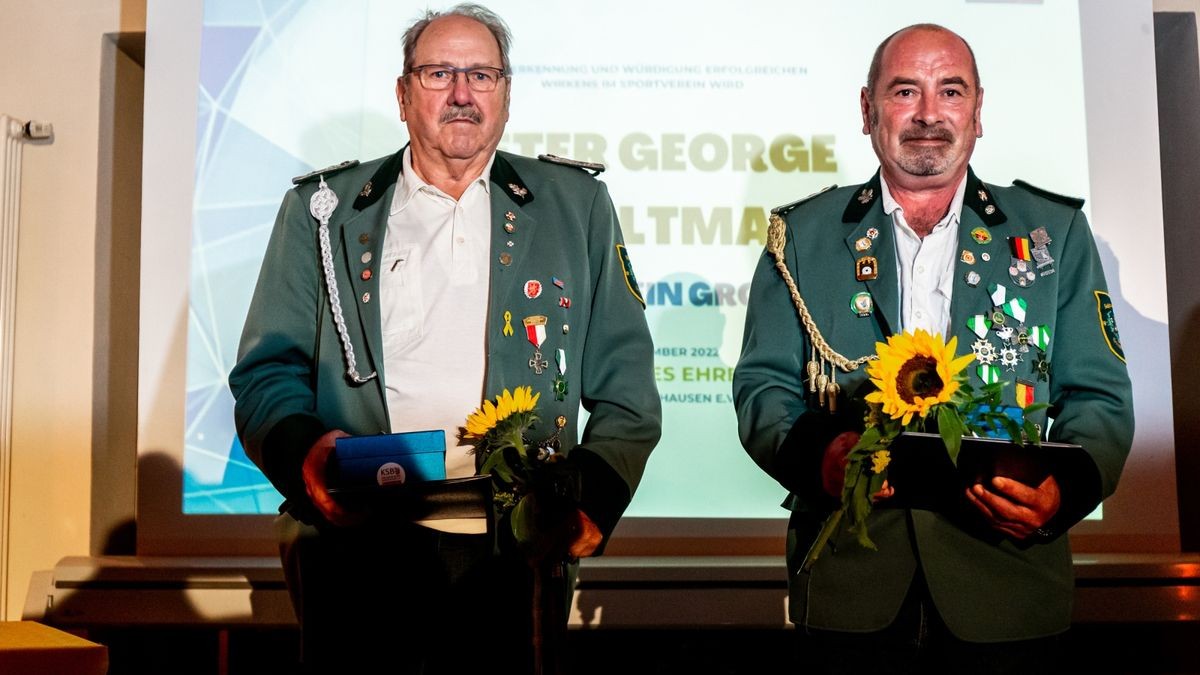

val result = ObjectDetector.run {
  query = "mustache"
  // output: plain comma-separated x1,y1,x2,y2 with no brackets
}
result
440,106,482,124
899,127,954,143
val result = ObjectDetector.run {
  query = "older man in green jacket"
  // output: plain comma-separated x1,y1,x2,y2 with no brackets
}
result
734,23,1132,673
229,5,659,673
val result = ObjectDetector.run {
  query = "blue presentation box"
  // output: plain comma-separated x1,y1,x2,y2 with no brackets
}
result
330,430,446,489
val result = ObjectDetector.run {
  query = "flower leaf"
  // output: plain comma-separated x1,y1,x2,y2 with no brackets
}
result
1022,418,1042,447
975,382,1004,408
848,471,874,550
1000,416,1024,445
1023,402,1050,415
937,404,964,466
510,493,537,546
480,448,517,485
855,528,877,550
860,424,884,449
867,471,887,496
841,458,863,500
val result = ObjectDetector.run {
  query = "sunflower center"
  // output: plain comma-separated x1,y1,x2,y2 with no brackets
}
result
896,356,943,403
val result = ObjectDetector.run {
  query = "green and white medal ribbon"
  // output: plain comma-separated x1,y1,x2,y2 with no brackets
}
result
989,283,1007,307
1002,297,1028,323
311,176,376,384
967,314,992,339
977,363,1001,384
553,348,568,401
1028,324,1052,351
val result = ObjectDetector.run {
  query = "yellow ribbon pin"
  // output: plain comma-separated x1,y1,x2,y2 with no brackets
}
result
503,311,514,336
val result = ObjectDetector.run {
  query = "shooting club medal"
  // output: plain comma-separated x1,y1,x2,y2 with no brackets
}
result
554,348,568,400
1008,236,1037,287
855,256,878,282
524,315,549,374
1030,226,1056,276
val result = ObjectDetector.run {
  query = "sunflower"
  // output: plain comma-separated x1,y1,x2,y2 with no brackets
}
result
864,329,974,425
464,386,540,439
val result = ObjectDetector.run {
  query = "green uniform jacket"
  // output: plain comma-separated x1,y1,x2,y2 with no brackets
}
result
229,149,661,544
733,169,1133,641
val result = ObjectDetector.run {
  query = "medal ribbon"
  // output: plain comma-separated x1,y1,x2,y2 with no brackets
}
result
523,315,548,349
1030,325,1051,351
1002,297,1028,323
1010,237,1033,261
1015,381,1035,409
526,323,546,348
967,314,992,339
989,283,1007,307
977,364,1001,384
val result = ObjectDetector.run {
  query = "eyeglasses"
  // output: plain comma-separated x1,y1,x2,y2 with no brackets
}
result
406,64,508,92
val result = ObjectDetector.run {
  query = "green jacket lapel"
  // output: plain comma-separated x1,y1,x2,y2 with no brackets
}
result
949,169,1010,338
841,172,898,336
340,148,403,394
340,189,390,394
848,208,898,337
489,155,539,287
485,154,539,390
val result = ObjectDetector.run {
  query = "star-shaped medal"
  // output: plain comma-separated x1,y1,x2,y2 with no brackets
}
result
999,346,1021,372
971,338,997,364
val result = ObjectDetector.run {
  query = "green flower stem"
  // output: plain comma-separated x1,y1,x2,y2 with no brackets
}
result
505,428,527,460
801,508,844,572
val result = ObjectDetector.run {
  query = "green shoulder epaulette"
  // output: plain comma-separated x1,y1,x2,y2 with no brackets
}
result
1012,179,1085,209
771,184,837,217
292,160,360,185
537,153,605,176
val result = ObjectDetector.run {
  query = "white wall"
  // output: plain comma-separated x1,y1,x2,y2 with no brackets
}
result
0,0,144,620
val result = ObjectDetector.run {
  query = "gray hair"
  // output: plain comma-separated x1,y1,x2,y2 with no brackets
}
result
865,23,980,97
402,3,513,75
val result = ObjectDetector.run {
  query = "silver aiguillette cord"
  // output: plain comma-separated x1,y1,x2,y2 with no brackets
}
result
310,176,376,384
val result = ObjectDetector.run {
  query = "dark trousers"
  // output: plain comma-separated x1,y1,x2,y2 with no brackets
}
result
801,572,1063,675
279,515,535,675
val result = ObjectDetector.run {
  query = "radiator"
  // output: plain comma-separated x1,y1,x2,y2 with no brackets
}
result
0,114,50,617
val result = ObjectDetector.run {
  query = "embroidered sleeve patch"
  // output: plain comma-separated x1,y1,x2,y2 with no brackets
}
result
616,244,645,308
1094,290,1124,363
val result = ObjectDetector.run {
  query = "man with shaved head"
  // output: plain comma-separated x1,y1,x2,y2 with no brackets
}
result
231,4,659,672
735,24,1132,671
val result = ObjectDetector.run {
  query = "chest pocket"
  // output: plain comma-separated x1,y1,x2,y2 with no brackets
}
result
380,243,424,343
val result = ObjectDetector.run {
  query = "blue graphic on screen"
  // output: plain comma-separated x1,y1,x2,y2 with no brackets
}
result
185,1,310,513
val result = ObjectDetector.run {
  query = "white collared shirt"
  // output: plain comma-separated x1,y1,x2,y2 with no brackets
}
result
879,173,968,338
381,148,493,479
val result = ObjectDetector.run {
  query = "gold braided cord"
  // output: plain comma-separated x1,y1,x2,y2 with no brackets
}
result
766,213,875,372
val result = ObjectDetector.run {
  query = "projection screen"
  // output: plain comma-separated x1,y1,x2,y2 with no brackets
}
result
137,0,1176,554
